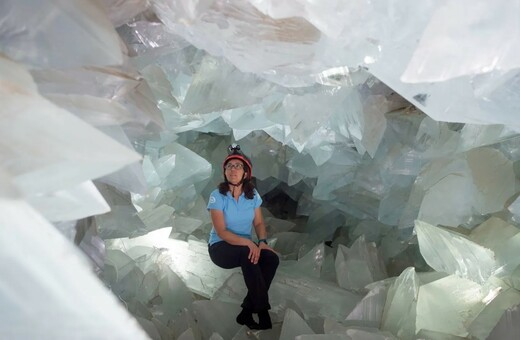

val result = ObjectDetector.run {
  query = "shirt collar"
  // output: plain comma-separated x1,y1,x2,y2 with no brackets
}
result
226,191,244,198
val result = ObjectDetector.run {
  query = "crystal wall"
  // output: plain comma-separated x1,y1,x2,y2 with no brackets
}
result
2,0,520,339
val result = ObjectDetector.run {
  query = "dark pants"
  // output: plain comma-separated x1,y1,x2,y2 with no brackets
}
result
209,241,280,312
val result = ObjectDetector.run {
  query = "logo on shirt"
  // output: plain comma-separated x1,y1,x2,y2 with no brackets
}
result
209,195,216,204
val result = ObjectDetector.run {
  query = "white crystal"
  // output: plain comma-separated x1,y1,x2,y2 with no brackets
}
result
381,267,419,339
346,283,388,326
281,243,325,278
415,220,496,284
0,57,141,196
416,275,483,337
0,0,123,69
335,236,387,292
113,228,240,297
279,308,315,340
0,198,148,339
193,300,242,340
26,180,109,222
401,0,520,83
467,283,520,340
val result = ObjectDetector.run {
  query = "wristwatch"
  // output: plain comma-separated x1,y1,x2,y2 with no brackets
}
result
258,238,268,245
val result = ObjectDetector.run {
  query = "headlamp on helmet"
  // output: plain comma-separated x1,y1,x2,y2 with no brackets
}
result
222,144,253,180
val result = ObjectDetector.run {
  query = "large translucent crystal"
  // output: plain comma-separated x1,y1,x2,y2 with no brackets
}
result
467,282,520,340
181,54,276,115
0,0,123,69
471,219,520,277
281,243,325,279
335,235,387,292
25,180,109,222
112,228,240,297
345,282,388,327
380,267,419,339
401,147,515,228
401,0,520,83
192,300,242,340
279,308,315,340
150,0,321,86
0,57,141,196
324,318,397,339
0,199,148,339
415,220,496,284
416,275,483,337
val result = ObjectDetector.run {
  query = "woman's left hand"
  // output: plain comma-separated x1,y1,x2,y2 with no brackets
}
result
258,242,276,253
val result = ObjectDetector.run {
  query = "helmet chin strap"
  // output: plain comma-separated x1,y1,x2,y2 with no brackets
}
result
228,173,246,196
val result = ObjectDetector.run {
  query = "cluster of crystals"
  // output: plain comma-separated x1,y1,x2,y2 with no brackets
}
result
2,0,520,339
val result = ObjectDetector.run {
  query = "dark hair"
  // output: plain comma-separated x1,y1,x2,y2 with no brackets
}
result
218,159,256,199
218,178,256,199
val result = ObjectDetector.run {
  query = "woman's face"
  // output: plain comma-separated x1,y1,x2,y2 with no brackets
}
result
225,159,247,185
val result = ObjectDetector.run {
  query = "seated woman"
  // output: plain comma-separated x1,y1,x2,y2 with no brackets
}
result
207,144,279,330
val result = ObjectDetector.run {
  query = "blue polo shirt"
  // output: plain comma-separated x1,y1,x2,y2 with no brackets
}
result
207,188,262,245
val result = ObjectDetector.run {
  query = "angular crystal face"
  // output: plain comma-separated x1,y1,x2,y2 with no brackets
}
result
415,220,496,284
279,308,315,340
335,235,387,291
416,275,483,337
0,0,123,69
381,267,419,339
0,199,149,339
192,300,242,340
401,0,520,83
346,282,388,326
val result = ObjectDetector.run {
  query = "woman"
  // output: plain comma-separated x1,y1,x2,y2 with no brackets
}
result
207,144,279,330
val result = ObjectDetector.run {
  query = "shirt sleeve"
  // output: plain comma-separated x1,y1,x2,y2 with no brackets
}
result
207,190,224,211
253,189,263,208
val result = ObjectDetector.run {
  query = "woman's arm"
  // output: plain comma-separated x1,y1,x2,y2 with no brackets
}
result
253,208,275,252
252,207,267,240
210,209,260,263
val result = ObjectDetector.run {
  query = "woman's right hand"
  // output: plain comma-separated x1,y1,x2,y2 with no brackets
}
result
247,240,260,264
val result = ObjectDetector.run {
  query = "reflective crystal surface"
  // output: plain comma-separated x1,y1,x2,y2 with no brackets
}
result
0,199,148,339
279,308,315,340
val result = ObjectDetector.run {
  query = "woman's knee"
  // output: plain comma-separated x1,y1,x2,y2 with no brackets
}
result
261,250,280,267
235,245,254,265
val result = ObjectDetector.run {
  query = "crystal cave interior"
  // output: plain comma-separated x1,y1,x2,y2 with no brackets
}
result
2,1,520,339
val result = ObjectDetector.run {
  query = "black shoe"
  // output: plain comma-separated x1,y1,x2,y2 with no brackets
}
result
236,309,260,330
257,310,272,330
